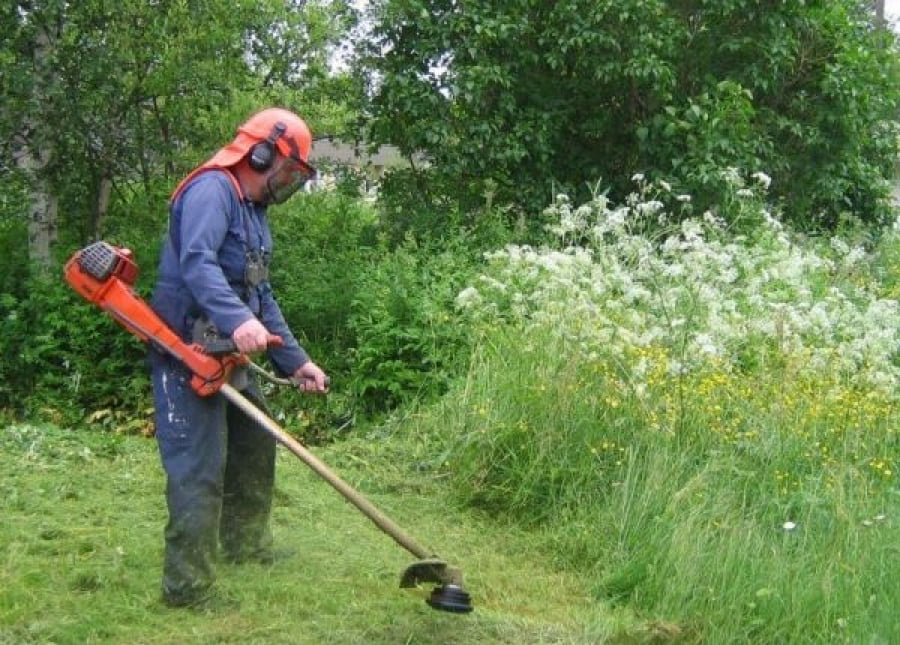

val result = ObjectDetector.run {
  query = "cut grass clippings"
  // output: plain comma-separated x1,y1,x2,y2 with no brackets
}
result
0,423,644,644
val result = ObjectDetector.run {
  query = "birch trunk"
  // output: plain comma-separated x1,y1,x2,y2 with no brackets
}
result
14,20,60,269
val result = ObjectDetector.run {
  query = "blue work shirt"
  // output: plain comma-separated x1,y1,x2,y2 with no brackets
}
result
150,169,309,376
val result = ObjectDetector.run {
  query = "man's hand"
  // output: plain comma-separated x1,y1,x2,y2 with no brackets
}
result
232,318,271,353
293,361,329,393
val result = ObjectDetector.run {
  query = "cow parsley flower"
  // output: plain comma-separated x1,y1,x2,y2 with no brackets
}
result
751,172,772,190
455,286,482,309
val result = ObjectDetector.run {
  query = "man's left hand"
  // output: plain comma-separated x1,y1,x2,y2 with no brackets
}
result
293,361,329,393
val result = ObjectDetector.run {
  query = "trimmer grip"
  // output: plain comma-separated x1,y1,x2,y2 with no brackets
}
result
201,334,284,356
200,338,239,355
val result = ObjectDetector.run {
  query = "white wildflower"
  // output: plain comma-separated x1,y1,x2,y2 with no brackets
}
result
721,167,742,186
830,237,850,256
637,200,664,216
606,207,628,228
455,286,482,309
782,521,797,531
680,219,703,241
843,246,866,268
751,171,772,190
693,333,720,357
702,210,725,229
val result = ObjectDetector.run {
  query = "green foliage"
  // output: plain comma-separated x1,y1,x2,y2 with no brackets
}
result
265,190,376,431
0,174,30,296
268,190,377,358
1,186,490,429
361,0,900,229
1,0,362,263
643,80,766,207
345,235,477,413
0,272,150,424
270,191,500,419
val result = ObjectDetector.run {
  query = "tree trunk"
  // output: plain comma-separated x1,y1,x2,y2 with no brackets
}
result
27,181,59,266
15,129,59,270
15,20,61,269
92,172,113,240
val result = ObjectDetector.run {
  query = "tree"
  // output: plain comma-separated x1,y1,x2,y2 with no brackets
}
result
0,0,360,267
360,0,900,230
3,3,62,269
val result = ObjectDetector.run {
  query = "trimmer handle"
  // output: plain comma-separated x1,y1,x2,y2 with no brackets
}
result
201,334,284,356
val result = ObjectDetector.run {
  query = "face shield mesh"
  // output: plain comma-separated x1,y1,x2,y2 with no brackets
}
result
264,156,317,204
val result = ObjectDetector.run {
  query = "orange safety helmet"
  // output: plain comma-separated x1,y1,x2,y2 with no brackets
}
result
172,107,315,203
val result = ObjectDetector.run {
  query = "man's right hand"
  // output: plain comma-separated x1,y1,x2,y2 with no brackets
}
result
232,318,271,353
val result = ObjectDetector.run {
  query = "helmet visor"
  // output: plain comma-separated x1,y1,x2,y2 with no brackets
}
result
265,156,318,204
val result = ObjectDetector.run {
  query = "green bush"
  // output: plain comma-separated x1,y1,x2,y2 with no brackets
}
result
6,187,499,431
271,190,504,420
364,0,900,229
0,272,151,424
345,234,478,413
269,190,378,364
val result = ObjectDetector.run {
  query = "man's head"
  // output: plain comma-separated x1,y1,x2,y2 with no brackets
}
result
209,107,317,205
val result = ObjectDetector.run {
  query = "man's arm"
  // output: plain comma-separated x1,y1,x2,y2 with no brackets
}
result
177,175,255,336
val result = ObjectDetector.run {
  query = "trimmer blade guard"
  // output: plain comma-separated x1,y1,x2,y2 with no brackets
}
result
401,559,474,614
400,558,460,587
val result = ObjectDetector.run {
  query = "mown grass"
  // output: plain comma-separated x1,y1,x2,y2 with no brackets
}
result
1,422,655,644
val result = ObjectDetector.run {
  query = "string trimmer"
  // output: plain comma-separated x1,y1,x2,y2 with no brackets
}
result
64,241,473,613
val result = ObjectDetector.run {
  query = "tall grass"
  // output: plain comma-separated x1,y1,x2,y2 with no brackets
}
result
403,173,900,641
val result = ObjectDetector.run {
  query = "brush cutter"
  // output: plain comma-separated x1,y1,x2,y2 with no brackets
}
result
64,241,473,613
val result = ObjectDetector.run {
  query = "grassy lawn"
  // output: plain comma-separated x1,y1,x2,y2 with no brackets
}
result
0,423,643,644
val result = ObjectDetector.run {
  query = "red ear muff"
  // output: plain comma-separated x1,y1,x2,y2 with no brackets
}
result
248,122,286,172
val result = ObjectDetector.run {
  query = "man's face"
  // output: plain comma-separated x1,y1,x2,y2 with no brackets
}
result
264,154,317,205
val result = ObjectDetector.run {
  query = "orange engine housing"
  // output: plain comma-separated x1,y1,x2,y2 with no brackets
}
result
64,241,245,396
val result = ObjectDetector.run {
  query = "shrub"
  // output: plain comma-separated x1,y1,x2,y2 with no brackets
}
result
0,272,151,424
345,234,478,413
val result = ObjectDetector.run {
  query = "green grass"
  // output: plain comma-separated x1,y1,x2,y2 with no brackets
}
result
416,326,900,644
0,423,647,644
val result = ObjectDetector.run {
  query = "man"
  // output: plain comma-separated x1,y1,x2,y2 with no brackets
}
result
148,107,328,608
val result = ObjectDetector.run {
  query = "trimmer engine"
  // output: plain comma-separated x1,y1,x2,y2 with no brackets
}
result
64,241,243,396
